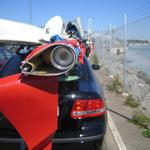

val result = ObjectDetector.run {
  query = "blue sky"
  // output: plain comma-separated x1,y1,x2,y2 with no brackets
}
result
1,0,150,31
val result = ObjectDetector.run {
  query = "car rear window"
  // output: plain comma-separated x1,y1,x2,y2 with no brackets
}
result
0,51,5,60
4,50,12,59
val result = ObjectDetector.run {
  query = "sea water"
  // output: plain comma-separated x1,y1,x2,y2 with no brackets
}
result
127,45,150,75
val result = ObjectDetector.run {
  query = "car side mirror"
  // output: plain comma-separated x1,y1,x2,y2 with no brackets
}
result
91,64,100,70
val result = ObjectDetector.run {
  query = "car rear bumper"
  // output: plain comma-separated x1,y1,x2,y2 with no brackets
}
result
53,134,104,143
0,133,104,145
0,138,23,143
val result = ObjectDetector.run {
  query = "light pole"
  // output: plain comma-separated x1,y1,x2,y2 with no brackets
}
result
29,0,32,24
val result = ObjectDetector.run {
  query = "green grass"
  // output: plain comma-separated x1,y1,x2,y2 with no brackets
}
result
124,95,139,108
107,75,123,94
90,53,99,64
131,112,150,128
142,129,150,138
130,111,150,138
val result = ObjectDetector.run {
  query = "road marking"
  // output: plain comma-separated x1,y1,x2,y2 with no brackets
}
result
107,111,127,150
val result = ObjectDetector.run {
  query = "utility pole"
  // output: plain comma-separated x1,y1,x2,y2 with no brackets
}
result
29,0,32,24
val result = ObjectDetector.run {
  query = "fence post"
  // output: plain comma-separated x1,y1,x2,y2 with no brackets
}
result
109,24,112,76
103,30,106,67
101,31,104,66
123,14,127,94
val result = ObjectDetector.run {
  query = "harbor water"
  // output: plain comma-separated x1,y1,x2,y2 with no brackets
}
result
127,45,150,75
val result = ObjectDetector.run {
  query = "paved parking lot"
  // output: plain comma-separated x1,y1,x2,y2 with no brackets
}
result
94,69,150,150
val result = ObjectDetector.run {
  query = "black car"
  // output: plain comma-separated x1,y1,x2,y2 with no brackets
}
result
0,56,107,150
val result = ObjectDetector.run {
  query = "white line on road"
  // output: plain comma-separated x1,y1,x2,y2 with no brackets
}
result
107,111,127,150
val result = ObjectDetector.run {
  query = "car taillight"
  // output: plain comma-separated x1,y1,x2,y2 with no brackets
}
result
71,99,106,119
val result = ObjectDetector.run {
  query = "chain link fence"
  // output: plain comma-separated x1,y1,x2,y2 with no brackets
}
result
94,16,150,114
